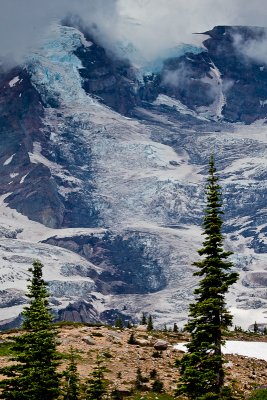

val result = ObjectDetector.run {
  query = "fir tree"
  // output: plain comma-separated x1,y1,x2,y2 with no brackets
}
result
114,317,124,329
127,332,137,345
63,347,80,400
141,312,147,325
173,323,178,333
0,260,61,400
147,315,154,331
126,320,132,329
84,355,108,400
177,156,239,400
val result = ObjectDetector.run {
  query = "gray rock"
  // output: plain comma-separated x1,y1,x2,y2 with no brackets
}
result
108,332,122,344
135,325,147,332
154,340,168,351
82,336,95,345
135,338,150,346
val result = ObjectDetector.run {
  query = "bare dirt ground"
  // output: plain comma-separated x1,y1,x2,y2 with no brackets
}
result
0,325,266,399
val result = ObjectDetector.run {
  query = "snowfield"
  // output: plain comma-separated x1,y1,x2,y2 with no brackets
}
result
174,341,267,362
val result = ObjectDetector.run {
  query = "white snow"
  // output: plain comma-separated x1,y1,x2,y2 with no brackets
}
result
154,94,208,121
174,341,267,362
8,76,20,87
3,154,15,166
20,173,29,184
196,63,225,120
209,63,225,119
10,173,18,179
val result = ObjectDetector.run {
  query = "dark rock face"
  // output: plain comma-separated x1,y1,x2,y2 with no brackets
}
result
74,25,267,123
203,26,267,123
44,231,167,295
0,65,100,228
159,51,215,109
0,67,65,228
56,301,99,324
74,37,142,115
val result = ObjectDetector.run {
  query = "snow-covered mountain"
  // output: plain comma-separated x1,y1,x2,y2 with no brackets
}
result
0,24,267,329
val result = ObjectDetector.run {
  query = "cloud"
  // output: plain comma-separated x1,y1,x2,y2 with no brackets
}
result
1,0,267,66
162,63,191,89
233,31,267,65
118,0,267,63
0,0,118,65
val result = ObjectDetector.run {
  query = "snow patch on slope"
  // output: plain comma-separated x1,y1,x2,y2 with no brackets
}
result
174,341,267,362
154,94,208,121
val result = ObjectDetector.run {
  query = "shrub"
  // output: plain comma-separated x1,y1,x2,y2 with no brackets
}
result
248,388,267,400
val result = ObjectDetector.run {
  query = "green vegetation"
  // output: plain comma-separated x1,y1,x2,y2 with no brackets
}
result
128,332,137,345
62,347,81,400
0,260,62,400
84,355,108,400
177,156,239,400
91,332,104,337
129,393,174,400
115,317,124,329
0,342,14,357
141,312,147,325
147,315,154,332
248,389,267,400
151,379,164,393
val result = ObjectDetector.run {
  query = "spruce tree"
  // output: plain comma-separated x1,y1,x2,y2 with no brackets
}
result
84,355,108,400
177,156,239,400
63,347,81,400
147,315,154,331
114,317,124,329
0,260,61,400
141,312,147,325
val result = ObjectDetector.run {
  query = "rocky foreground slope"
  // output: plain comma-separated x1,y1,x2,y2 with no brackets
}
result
1,324,267,398
0,24,267,329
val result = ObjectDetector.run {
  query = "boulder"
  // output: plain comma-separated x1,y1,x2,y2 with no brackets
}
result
82,336,95,345
154,340,168,351
108,332,122,344
135,325,147,332
135,338,150,347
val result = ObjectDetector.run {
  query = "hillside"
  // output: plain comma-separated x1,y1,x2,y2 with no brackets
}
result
0,324,266,399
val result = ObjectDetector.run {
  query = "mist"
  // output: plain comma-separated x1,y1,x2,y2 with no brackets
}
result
119,0,267,62
1,0,267,66
0,0,119,65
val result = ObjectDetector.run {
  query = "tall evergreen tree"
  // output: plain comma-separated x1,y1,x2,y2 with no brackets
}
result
0,260,61,400
63,347,81,400
177,156,239,400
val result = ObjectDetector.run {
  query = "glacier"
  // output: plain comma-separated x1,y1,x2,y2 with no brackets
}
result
0,24,267,329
